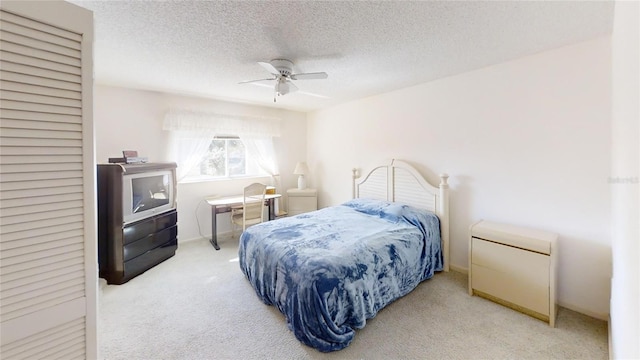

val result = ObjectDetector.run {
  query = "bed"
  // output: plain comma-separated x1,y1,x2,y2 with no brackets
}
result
238,159,450,352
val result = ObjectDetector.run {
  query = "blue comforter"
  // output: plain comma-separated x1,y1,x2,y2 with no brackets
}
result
238,198,443,352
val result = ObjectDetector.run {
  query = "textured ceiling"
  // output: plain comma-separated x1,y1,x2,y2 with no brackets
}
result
69,0,614,112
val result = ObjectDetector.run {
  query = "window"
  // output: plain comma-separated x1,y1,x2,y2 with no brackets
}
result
163,109,281,182
185,136,266,180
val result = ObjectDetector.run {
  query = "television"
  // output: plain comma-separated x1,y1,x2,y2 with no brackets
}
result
122,169,176,225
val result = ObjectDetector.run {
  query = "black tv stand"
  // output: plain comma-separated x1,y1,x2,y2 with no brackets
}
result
97,162,178,284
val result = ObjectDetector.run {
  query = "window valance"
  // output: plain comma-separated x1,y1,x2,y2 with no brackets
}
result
163,109,282,138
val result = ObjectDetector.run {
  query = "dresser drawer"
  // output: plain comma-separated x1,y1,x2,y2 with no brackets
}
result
123,216,155,244
123,225,177,262
156,210,177,231
471,237,550,316
289,197,317,212
123,237,177,282
123,209,177,245
287,188,317,216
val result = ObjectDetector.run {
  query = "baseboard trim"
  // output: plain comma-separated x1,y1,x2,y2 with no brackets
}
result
179,236,210,243
608,315,613,360
180,231,235,244
449,264,468,274
557,301,609,321
99,278,107,292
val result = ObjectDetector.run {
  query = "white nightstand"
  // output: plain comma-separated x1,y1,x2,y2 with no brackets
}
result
287,188,317,216
469,220,558,327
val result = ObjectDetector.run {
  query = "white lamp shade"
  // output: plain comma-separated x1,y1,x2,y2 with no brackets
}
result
293,162,308,175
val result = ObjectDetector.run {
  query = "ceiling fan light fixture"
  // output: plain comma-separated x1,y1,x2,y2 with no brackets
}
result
277,79,290,96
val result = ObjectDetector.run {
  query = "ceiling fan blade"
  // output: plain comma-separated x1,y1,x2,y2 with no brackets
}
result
287,80,298,93
258,61,280,75
238,77,276,85
248,82,274,89
290,72,328,80
297,90,329,99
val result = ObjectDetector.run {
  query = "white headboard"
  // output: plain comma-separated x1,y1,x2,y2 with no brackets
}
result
352,159,450,272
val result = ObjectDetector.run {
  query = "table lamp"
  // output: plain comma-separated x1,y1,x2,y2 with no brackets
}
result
293,162,308,190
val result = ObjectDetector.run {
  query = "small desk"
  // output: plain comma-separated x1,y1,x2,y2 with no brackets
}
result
206,194,281,250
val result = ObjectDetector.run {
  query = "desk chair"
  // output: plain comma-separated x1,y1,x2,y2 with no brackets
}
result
231,183,267,237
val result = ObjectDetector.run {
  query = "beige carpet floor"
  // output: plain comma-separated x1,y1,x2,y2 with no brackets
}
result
98,237,608,359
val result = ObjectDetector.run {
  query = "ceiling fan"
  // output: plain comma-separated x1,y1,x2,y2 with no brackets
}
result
239,59,328,102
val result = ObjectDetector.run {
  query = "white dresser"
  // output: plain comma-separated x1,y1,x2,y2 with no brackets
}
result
469,220,558,327
287,188,318,216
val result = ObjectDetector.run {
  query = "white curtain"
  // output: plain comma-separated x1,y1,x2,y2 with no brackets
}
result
163,109,281,182
166,130,215,180
163,109,281,136
240,135,282,214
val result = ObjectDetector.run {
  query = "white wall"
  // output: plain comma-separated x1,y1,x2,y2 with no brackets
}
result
307,37,612,318
94,85,307,242
610,1,639,358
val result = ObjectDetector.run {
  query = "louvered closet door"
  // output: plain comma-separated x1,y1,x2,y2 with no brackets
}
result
0,2,95,359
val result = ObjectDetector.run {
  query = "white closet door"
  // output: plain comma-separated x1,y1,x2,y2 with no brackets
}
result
0,2,95,359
